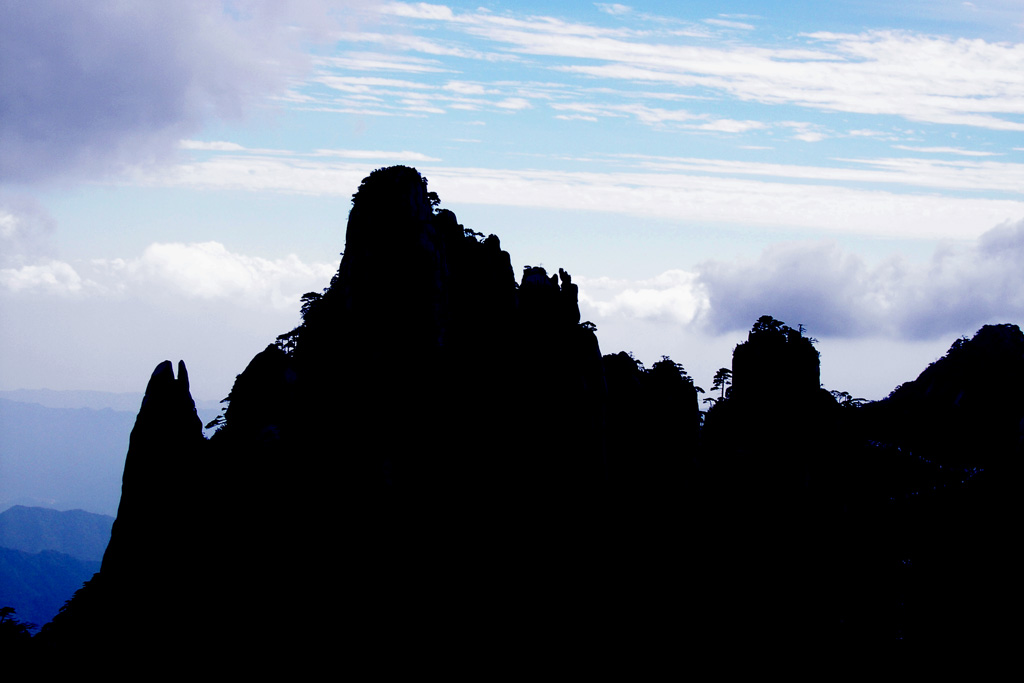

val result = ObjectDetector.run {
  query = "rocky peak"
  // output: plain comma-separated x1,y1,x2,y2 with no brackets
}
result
731,315,820,402
101,360,203,576
882,323,1024,463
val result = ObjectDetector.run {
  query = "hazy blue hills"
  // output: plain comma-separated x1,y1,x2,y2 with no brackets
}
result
0,396,221,516
0,399,135,516
0,507,113,634
0,389,146,412
0,392,212,636
0,506,113,562
0,548,100,633
0,389,223,413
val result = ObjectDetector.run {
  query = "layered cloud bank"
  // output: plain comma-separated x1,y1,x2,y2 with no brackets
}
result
6,220,1022,343
0,242,336,311
580,219,1024,340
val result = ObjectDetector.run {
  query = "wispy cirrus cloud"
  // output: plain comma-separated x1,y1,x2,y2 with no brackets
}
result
317,52,451,73
137,150,1024,240
309,71,550,115
368,3,1024,132
596,4,632,17
892,145,1001,156
316,76,434,92
381,2,455,21
703,18,756,31
178,141,440,162
618,153,1024,194
329,30,503,60
549,101,767,132
310,149,440,161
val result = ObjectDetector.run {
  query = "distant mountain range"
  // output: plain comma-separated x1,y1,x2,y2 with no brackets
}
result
0,506,113,561
0,389,223,413
0,389,147,412
0,396,220,516
0,506,113,632
0,373,215,638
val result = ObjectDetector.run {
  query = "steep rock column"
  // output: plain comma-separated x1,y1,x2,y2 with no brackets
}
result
99,360,206,648
36,360,207,659
102,361,204,572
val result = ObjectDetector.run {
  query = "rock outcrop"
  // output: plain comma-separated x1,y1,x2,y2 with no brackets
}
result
37,166,701,664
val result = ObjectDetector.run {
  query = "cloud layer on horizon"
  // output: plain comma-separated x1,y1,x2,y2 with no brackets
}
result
0,241,337,312
579,219,1024,340
5,220,1022,343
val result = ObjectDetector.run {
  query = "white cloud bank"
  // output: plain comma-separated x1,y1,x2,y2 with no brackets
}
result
578,219,1024,341
0,260,84,294
578,270,707,325
1,242,337,311
0,193,57,268
11,221,1020,344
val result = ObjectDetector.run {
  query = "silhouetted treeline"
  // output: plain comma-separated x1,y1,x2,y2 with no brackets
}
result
28,167,1022,667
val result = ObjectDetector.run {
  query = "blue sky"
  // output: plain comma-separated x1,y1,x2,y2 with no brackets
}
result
2,1,1023,403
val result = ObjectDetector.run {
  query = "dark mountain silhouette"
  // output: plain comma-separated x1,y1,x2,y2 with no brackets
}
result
696,317,1021,644
868,322,1024,468
33,166,670,665
853,323,1022,645
603,351,700,492
26,167,1022,662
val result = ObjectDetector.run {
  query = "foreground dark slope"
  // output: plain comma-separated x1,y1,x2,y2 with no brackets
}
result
31,167,1021,662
